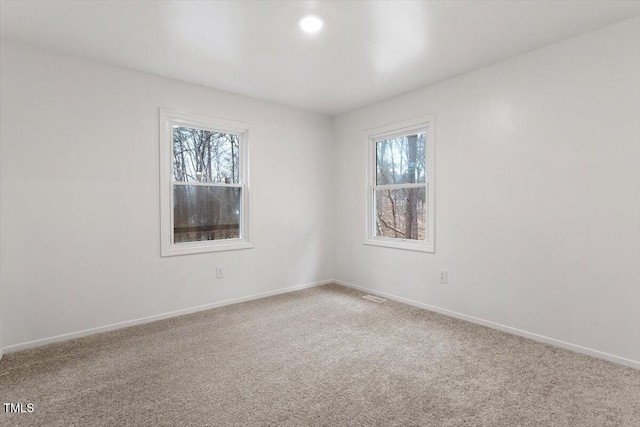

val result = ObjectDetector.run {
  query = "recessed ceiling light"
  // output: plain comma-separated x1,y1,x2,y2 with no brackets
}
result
298,13,324,34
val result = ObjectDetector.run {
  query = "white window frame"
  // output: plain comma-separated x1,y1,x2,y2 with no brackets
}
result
159,108,253,257
364,115,435,253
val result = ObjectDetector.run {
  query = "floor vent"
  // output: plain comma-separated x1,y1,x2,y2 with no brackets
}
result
362,295,386,303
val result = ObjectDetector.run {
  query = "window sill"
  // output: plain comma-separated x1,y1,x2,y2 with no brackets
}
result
161,241,254,257
363,239,434,253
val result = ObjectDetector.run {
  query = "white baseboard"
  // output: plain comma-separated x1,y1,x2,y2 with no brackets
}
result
4,278,638,370
334,279,640,370
2,279,332,354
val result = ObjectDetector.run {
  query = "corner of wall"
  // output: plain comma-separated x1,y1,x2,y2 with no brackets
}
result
329,115,340,282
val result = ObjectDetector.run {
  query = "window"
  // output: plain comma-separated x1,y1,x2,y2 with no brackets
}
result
365,116,435,252
159,109,252,256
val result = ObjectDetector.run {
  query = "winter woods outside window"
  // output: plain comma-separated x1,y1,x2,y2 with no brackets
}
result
160,109,252,256
375,133,427,240
172,127,240,243
366,117,435,253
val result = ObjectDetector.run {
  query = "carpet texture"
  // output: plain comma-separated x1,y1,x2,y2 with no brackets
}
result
1,284,638,426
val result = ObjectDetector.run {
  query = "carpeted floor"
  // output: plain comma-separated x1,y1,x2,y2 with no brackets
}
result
1,284,639,426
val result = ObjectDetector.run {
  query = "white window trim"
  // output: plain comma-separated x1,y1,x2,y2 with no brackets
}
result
159,108,253,257
364,115,435,253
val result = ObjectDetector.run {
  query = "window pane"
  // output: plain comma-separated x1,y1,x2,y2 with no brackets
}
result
173,126,240,184
376,133,426,185
375,187,427,240
173,185,241,243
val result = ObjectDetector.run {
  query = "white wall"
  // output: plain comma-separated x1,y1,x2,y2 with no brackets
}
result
333,17,640,366
0,41,334,349
0,271,3,361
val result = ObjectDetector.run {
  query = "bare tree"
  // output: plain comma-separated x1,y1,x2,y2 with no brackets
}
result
405,135,418,239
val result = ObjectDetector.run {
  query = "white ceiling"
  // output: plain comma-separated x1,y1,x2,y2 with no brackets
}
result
1,1,639,115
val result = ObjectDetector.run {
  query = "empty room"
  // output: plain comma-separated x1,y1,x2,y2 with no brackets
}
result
0,0,639,425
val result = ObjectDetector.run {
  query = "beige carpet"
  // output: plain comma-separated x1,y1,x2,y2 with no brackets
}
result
1,284,638,426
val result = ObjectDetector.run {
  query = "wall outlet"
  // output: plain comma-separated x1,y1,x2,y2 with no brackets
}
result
216,266,225,279
438,270,448,284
